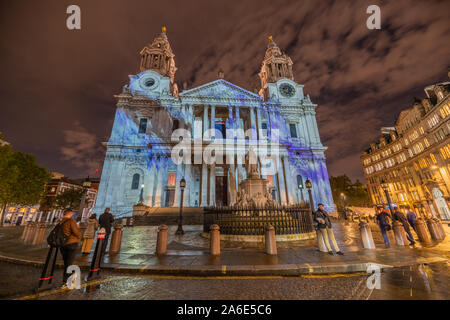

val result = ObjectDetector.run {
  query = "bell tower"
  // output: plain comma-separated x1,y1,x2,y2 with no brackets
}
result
139,26,177,85
258,36,294,99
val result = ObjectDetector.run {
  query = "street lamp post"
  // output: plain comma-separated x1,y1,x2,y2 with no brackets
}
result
176,178,186,235
305,178,314,212
380,179,394,214
340,192,346,219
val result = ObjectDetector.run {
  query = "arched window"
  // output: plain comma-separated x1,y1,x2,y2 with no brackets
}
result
297,175,303,189
131,173,140,190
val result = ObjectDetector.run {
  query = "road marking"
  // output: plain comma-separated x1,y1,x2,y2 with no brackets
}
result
15,276,130,300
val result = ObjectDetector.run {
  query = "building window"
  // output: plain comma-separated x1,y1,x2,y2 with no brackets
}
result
267,175,273,186
289,124,297,138
167,173,176,186
131,173,140,190
296,175,303,189
138,118,148,134
430,153,437,164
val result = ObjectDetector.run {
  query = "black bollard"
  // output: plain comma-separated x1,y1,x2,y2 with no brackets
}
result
88,229,106,280
38,246,59,289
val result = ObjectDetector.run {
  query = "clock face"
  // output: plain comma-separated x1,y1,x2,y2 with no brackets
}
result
139,76,157,90
279,83,295,97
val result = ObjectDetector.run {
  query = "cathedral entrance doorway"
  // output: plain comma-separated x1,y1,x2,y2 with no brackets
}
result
165,188,175,207
215,176,228,206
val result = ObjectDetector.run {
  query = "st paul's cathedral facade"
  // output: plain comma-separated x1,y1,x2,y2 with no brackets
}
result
93,28,334,217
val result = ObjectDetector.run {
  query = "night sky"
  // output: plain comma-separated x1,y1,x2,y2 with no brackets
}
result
1,0,449,182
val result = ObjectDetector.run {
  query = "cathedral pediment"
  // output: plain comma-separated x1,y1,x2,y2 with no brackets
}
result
179,79,262,102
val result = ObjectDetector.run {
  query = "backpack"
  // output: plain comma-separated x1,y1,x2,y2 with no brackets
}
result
47,220,70,247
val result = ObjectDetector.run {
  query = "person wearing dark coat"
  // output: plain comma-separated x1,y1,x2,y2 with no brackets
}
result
376,205,392,248
405,205,417,231
313,204,344,255
392,207,415,245
99,208,115,254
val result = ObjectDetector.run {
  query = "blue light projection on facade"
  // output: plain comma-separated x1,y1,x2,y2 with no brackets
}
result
93,30,335,216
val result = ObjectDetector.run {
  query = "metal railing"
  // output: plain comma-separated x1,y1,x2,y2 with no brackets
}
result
203,204,314,235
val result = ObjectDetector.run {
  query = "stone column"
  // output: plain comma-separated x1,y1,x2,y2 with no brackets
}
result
277,157,287,205
210,105,216,139
145,159,157,206
250,106,257,140
299,114,309,145
173,164,183,207
181,105,186,129
283,156,294,204
310,110,321,146
227,106,233,138
235,107,241,131
209,165,216,206
200,163,208,206
256,107,263,140
203,105,209,140
184,164,192,207
188,104,194,134
154,157,166,207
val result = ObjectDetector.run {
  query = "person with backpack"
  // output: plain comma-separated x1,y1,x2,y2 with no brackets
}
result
59,209,81,287
81,214,99,254
99,208,115,254
376,205,392,248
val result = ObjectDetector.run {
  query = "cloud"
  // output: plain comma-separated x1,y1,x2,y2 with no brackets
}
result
60,122,105,177
1,0,449,182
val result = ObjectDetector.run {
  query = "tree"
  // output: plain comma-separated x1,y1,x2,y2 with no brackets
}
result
0,146,51,226
55,187,87,211
329,175,371,210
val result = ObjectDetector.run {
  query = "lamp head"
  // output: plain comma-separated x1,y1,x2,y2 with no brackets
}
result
305,178,312,189
180,178,186,189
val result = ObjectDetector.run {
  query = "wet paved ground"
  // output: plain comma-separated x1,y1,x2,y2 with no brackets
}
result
0,221,448,273
1,260,448,300
0,220,448,300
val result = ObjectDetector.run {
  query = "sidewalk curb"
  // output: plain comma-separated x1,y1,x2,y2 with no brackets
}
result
0,254,446,277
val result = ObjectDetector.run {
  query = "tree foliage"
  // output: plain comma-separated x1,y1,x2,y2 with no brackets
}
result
55,187,87,211
0,145,52,225
329,175,371,210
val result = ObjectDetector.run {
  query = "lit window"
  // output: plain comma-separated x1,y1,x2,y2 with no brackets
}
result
167,173,176,186
267,175,273,186
430,153,437,164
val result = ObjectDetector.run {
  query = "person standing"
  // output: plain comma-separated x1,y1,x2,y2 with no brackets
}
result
392,207,416,245
376,205,392,248
99,208,114,254
313,203,344,255
81,214,99,254
60,209,82,288
405,205,417,231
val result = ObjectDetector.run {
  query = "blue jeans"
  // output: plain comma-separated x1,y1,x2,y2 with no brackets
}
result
404,226,415,244
379,226,390,245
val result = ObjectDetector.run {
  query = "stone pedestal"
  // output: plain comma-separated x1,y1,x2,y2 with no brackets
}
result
133,203,151,216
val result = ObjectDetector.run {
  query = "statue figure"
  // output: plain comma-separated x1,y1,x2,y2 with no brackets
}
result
246,147,259,178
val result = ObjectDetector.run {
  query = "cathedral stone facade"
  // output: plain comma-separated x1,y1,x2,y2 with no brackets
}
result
93,28,334,217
